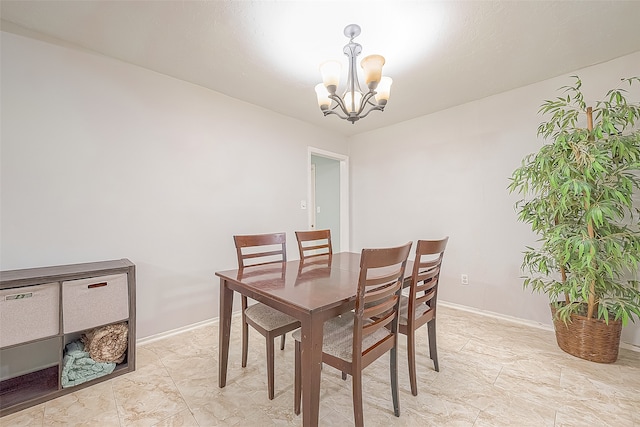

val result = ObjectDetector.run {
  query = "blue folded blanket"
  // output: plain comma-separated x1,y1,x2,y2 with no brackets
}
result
61,340,116,388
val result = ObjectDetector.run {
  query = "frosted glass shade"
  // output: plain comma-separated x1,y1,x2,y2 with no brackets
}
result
375,77,393,105
344,91,363,113
360,55,385,90
320,60,341,94
315,83,331,110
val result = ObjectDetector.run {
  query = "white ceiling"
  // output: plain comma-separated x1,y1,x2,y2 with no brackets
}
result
2,1,640,136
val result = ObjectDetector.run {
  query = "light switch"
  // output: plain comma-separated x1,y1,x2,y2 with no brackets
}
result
300,200,307,210
316,206,321,213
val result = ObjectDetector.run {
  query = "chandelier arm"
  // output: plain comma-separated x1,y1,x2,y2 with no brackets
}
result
355,90,377,116
323,109,349,120
363,92,379,107
356,105,384,120
329,94,350,117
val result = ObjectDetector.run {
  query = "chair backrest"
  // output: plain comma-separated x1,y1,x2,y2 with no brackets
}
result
295,229,333,260
406,237,448,327
233,232,287,268
354,241,412,367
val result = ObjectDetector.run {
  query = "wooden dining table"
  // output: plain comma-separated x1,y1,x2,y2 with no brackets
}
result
216,252,374,427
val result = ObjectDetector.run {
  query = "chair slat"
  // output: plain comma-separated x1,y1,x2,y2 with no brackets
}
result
295,229,332,260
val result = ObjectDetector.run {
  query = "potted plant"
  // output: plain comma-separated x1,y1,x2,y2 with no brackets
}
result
509,76,640,363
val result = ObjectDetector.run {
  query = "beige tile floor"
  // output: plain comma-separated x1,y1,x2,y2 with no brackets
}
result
2,305,639,427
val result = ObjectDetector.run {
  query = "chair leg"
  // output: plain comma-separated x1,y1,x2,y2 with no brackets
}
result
407,329,418,396
241,315,249,368
266,337,275,400
352,370,364,427
294,340,301,415
390,345,400,417
342,371,347,380
280,333,286,350
427,319,439,372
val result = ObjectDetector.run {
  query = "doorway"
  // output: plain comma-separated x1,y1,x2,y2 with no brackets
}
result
308,147,349,252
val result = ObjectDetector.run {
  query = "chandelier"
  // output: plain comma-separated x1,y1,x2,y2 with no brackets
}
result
314,24,392,124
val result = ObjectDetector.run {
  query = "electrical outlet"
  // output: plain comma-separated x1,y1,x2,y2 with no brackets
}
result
461,274,469,285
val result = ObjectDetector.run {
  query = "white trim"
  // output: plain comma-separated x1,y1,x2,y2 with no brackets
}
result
308,147,350,251
310,163,317,228
339,157,349,251
137,316,220,346
137,302,639,353
621,342,640,352
439,300,640,353
439,300,554,331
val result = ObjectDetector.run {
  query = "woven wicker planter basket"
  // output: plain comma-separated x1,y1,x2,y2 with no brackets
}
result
550,304,622,363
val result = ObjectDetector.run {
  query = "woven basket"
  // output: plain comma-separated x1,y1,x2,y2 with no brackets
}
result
81,322,129,364
550,304,622,363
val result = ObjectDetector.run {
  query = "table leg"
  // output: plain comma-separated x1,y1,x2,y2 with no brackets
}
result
218,278,234,388
301,316,323,427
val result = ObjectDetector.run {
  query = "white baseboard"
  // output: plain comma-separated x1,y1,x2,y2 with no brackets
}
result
136,302,639,353
137,316,221,347
439,300,640,353
438,300,555,331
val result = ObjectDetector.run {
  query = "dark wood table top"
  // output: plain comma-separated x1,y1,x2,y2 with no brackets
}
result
215,252,363,314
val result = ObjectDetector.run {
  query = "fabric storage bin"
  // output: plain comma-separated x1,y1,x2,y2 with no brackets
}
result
62,273,129,333
0,283,60,348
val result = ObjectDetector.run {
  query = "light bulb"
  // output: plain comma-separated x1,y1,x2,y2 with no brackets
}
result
315,83,331,110
319,60,341,94
375,77,393,105
344,91,363,113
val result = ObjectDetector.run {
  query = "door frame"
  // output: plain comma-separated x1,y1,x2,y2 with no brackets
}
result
308,147,349,252
310,162,317,229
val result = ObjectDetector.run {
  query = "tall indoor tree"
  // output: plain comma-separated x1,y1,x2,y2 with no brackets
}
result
509,77,640,362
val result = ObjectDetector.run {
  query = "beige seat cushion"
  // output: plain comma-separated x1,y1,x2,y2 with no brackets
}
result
398,295,431,325
245,302,298,331
293,312,391,362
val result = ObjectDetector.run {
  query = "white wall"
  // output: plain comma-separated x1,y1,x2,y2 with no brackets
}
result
349,51,640,347
0,31,348,339
2,29,639,348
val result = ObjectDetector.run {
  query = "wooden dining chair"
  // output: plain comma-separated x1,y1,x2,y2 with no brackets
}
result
398,237,448,396
293,242,412,427
233,233,301,400
295,229,332,260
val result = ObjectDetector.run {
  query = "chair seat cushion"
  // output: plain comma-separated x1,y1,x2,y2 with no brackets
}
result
398,295,430,325
292,312,391,362
245,303,299,331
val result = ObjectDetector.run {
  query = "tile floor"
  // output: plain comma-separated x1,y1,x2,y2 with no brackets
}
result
2,305,639,426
